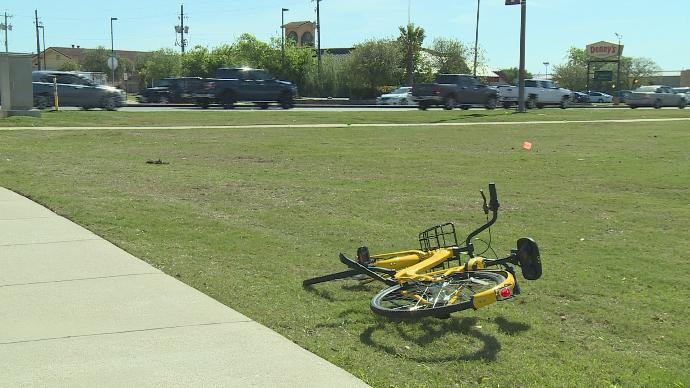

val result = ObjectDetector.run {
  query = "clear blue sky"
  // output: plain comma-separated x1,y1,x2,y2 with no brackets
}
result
4,0,689,74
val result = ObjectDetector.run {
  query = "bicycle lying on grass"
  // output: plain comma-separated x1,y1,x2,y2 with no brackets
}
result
303,183,542,319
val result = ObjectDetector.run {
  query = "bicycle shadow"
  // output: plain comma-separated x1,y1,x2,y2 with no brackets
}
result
359,315,530,363
302,282,372,302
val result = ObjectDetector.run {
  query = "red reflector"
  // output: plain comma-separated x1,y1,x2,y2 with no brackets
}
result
499,287,511,298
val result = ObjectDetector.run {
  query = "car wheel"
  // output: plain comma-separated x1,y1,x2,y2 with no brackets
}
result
279,93,294,109
101,95,118,111
159,96,170,104
653,99,662,109
258,102,269,110
560,96,570,109
418,101,429,110
443,96,456,110
679,100,686,109
484,96,497,110
460,105,470,110
34,94,52,110
221,91,236,109
629,105,637,109
526,96,537,109
502,102,512,109
196,98,210,109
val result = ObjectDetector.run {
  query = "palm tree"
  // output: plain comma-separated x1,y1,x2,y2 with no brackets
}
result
398,23,426,86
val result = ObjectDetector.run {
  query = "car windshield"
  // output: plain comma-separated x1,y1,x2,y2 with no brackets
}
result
524,80,538,87
390,87,410,94
154,79,171,87
635,86,658,92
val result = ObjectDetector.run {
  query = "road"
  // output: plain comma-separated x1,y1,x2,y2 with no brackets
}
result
86,104,656,112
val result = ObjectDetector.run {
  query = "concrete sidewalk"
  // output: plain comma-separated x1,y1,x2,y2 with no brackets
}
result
0,187,368,387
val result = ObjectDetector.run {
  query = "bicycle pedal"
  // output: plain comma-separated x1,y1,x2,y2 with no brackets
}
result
356,246,371,265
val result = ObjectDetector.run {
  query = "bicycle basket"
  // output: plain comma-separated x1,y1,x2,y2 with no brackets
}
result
418,222,459,251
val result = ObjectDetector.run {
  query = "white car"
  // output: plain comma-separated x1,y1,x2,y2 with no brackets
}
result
588,91,613,103
376,87,415,105
499,79,572,109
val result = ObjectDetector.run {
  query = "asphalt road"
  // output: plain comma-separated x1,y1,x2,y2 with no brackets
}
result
110,104,655,112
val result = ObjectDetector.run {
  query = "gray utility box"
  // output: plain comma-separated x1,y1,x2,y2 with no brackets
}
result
0,53,40,118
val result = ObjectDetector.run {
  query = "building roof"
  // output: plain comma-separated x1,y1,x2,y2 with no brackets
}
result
282,21,314,29
34,46,149,63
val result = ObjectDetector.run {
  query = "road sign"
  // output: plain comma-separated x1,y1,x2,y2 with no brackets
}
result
107,56,118,70
505,0,521,4
594,70,613,81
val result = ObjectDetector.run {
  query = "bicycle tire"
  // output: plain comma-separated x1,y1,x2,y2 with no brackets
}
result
370,271,506,319
302,269,363,286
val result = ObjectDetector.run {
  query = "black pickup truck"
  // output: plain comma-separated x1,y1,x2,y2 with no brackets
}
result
411,74,498,110
193,68,298,109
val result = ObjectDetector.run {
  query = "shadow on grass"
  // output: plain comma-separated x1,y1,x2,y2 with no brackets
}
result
494,316,530,335
430,113,490,123
359,316,530,362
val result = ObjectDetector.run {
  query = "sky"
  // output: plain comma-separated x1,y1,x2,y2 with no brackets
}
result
3,0,689,74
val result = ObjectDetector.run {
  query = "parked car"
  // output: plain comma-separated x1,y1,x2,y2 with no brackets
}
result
411,74,498,110
672,87,690,97
137,77,203,103
626,85,687,109
611,90,632,103
32,71,126,110
572,91,590,103
587,91,613,103
499,79,572,109
376,86,415,105
192,68,298,109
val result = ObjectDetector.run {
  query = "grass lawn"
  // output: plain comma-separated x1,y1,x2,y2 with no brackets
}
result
1,110,689,386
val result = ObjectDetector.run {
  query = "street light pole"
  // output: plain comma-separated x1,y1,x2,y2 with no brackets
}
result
543,61,549,80
614,32,622,92
39,23,45,70
473,0,480,77
281,8,289,68
110,17,117,86
517,0,527,113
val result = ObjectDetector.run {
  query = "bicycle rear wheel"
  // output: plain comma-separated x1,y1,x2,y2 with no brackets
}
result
370,271,506,318
302,269,363,286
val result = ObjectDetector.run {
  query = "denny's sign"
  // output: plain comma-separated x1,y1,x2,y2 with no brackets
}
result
586,41,624,58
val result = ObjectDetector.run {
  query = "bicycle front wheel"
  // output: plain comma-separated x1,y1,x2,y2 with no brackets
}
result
370,271,506,318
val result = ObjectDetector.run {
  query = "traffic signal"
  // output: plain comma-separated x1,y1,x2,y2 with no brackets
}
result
505,0,521,5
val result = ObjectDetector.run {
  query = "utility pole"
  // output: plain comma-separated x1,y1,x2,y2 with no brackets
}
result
180,4,185,54
517,0,527,113
316,0,321,79
175,4,189,55
1,12,12,52
34,10,41,70
473,0,480,77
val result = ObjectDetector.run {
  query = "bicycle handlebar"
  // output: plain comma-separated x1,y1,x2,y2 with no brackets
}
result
464,183,500,257
488,182,500,211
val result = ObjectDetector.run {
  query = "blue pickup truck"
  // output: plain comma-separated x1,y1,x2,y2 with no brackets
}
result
192,68,298,109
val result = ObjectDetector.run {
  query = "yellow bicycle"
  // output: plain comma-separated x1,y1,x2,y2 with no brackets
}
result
304,183,542,319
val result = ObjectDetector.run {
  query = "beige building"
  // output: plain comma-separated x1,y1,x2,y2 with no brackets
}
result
282,21,316,47
32,46,146,71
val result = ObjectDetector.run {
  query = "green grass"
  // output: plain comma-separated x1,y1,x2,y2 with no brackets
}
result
1,107,690,127
1,110,689,387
